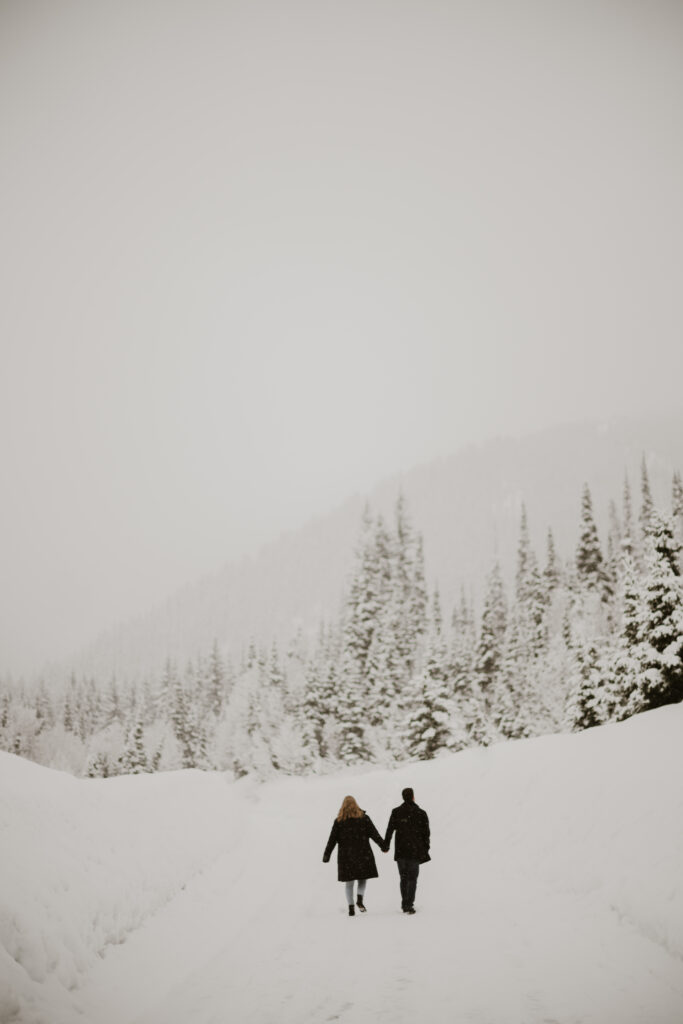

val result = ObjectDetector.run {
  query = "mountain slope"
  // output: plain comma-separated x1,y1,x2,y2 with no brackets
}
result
71,416,683,680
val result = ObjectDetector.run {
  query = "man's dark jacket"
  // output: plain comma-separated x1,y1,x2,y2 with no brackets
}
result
385,801,431,863
322,813,385,882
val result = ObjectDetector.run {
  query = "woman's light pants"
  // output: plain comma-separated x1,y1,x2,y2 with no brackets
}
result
345,879,367,904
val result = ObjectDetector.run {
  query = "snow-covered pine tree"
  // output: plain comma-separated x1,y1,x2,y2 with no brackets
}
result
123,683,139,739
302,641,339,762
543,527,561,594
237,647,277,776
139,676,157,726
432,585,443,635
64,674,81,734
452,587,477,659
673,471,683,517
337,654,372,765
393,493,417,669
223,665,255,777
376,520,430,753
79,678,101,737
522,551,548,656
673,470,683,560
639,456,655,543
0,695,40,761
243,637,258,672
496,516,560,738
197,643,222,716
260,641,288,770
513,506,547,660
561,606,573,649
605,499,622,601
390,494,428,671
403,633,454,760
565,642,606,730
409,533,428,656
120,718,150,774
496,609,559,740
451,586,470,633
490,632,523,739
155,659,177,722
607,499,622,559
381,499,425,708
205,640,227,717
458,678,493,746
486,510,543,741
534,630,575,732
447,588,485,743
340,497,428,754
184,700,208,769
373,513,394,601
604,556,643,722
34,682,54,730
362,532,397,733
282,630,307,723
621,473,635,560
575,484,607,595
475,562,507,694
515,504,532,603
621,512,683,717
87,751,115,778
170,671,193,766
365,623,401,733
343,505,383,680
63,694,74,733
0,692,10,736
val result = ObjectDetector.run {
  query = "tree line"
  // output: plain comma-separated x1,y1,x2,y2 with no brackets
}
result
1,462,682,778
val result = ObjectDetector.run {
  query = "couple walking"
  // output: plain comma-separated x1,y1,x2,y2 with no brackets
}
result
322,787,430,916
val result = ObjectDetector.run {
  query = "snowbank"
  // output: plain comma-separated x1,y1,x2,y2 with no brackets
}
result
1,704,683,1024
424,702,683,958
0,759,242,1024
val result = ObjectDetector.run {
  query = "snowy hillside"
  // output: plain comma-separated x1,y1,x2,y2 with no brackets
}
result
67,417,683,681
2,705,683,1024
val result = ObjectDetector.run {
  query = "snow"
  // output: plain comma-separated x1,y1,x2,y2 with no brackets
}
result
2,706,683,1024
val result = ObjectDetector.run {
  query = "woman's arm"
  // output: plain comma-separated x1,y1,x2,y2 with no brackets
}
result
365,815,387,851
322,820,339,862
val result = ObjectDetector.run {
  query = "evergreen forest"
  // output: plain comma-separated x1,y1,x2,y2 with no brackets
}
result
2,461,683,779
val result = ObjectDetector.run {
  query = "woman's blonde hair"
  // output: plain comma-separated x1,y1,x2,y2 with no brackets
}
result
337,795,364,822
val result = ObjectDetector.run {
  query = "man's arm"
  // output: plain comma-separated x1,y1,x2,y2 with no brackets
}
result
422,809,430,852
384,809,397,851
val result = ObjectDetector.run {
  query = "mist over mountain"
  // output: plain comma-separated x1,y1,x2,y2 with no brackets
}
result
63,417,683,683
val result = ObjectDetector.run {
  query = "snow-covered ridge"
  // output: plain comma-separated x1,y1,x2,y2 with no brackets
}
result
2,704,683,1023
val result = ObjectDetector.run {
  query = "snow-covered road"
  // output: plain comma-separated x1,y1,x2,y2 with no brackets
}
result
80,778,683,1024
3,706,683,1024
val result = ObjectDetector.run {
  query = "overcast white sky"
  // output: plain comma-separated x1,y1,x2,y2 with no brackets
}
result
2,0,683,676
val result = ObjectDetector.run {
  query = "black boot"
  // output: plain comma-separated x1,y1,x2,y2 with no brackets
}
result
356,895,366,912
348,904,355,916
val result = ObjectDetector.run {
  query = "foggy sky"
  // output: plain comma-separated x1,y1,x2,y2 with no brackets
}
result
2,0,683,676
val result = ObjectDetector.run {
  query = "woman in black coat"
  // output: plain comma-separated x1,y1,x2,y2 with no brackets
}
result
322,795,386,916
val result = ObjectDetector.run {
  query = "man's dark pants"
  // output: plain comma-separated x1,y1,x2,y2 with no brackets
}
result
396,858,420,909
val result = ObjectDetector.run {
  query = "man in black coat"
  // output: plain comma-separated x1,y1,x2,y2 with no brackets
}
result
384,787,430,914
